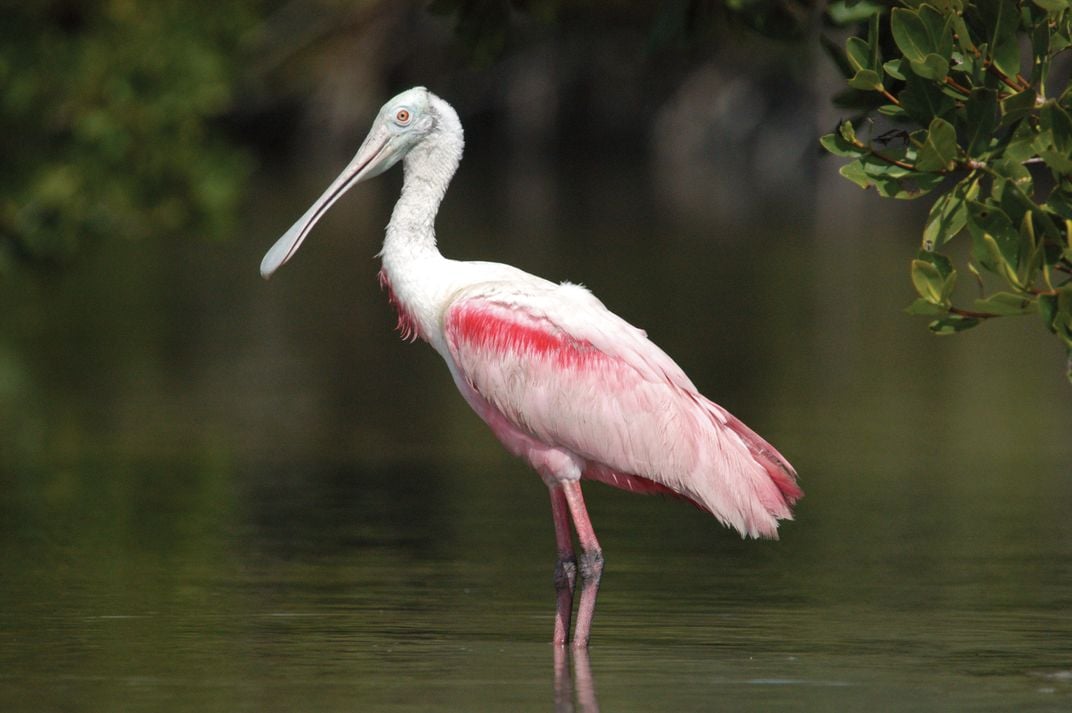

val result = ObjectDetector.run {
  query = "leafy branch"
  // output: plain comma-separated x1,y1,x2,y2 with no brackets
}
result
821,0,1072,382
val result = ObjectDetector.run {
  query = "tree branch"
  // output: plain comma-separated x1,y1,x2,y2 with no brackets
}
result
949,305,998,319
847,135,920,172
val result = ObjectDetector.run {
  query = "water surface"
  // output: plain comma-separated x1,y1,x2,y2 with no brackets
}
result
3,451,1071,712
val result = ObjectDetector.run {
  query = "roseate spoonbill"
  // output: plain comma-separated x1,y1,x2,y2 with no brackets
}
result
260,87,802,648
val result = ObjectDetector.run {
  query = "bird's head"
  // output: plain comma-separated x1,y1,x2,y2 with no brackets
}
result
260,86,456,279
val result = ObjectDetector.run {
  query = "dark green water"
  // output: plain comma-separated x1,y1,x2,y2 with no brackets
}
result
2,157,1071,711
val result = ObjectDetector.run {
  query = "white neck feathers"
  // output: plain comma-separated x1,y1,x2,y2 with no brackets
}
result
381,95,464,262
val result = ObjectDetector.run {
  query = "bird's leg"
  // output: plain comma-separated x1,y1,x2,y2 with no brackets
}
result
550,484,577,647
562,480,603,649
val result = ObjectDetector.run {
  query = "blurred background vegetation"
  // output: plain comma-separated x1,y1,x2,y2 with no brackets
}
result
1,1,259,267
0,0,834,269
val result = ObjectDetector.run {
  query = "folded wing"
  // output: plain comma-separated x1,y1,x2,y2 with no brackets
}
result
443,282,801,539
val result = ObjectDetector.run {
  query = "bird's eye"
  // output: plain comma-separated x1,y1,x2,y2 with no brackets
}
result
395,109,411,124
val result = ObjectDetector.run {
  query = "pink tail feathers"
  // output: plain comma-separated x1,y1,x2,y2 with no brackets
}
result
690,395,802,539
719,406,802,507
584,395,801,540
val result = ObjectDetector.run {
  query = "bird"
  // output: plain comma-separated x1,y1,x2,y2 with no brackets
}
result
260,86,802,648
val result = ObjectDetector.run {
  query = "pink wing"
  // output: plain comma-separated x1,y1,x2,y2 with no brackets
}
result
443,283,801,539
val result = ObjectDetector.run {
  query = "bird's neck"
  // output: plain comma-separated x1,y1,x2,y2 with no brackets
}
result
380,123,462,267
379,119,464,344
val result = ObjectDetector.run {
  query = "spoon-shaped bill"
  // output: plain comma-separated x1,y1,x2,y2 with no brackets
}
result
260,127,396,279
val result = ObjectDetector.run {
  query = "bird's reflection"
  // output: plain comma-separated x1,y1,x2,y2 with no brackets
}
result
553,646,600,713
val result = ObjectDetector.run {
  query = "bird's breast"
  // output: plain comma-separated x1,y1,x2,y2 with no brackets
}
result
377,267,424,343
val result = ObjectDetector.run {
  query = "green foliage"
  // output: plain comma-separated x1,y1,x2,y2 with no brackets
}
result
0,2,257,269
821,0,1072,381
